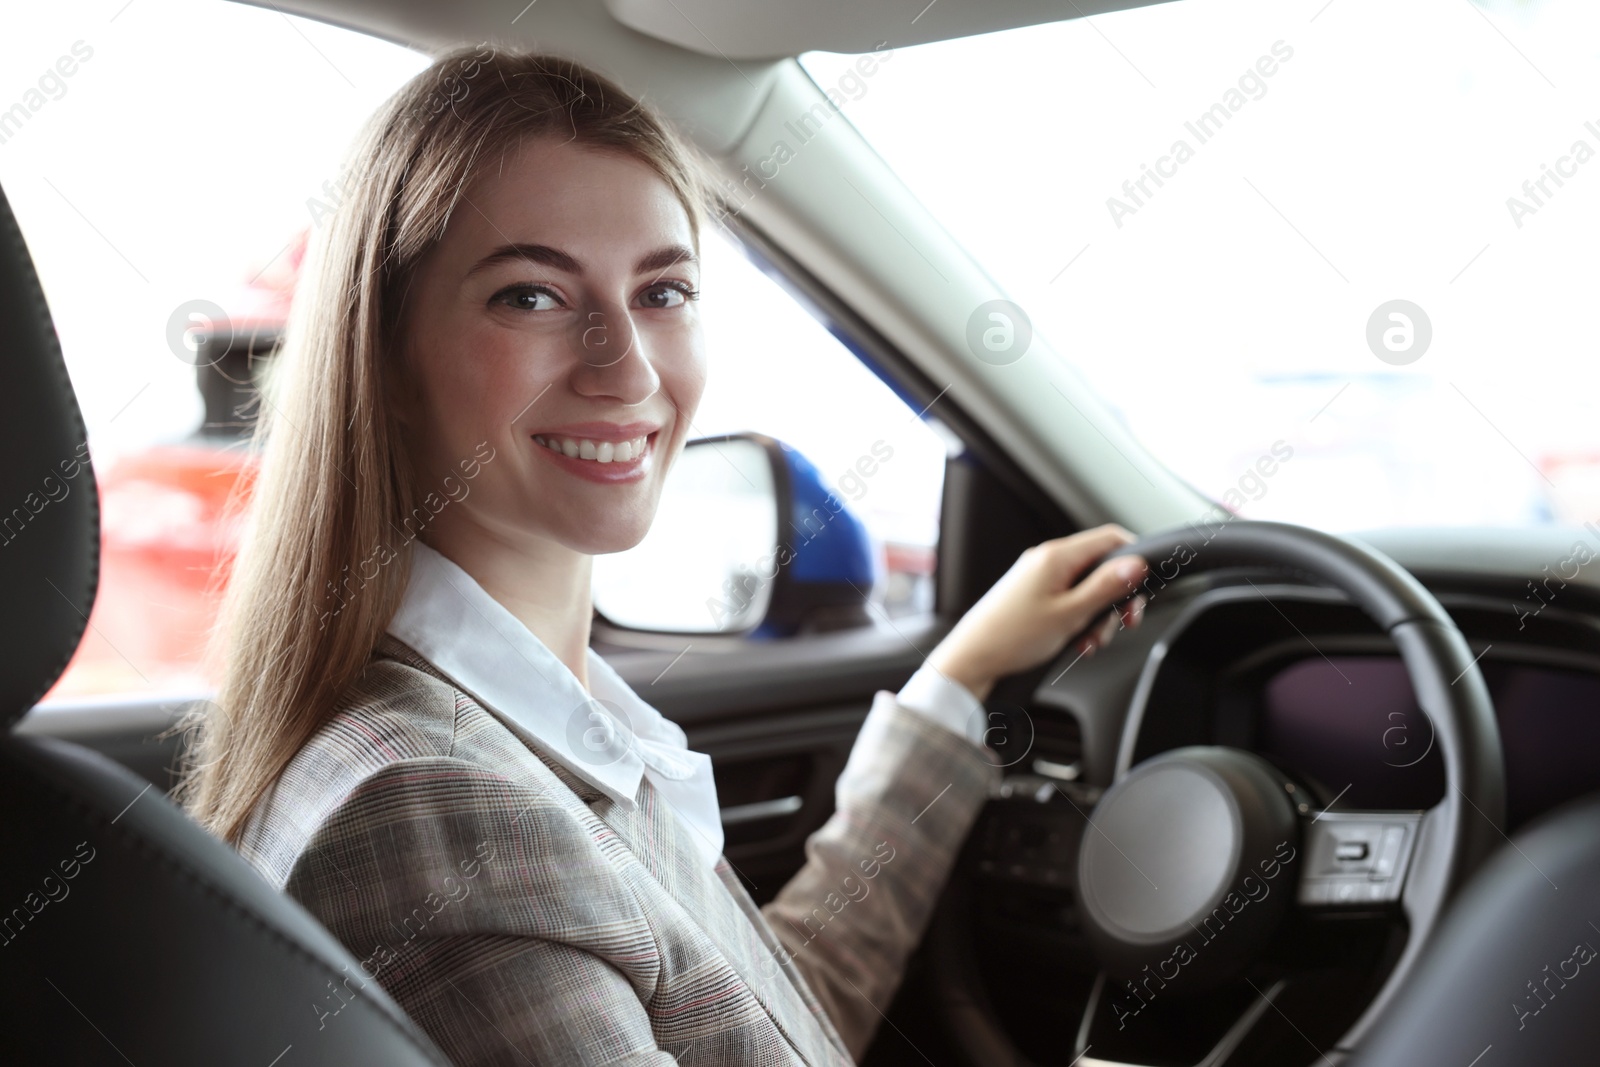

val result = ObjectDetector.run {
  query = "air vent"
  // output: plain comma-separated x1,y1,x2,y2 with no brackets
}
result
1027,707,1084,780
986,703,1083,776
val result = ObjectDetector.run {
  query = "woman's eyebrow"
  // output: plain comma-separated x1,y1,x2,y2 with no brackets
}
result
467,243,581,277
635,244,697,276
467,239,700,278
465,243,697,278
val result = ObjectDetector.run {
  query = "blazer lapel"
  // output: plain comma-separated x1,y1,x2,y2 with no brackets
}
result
374,637,849,1065
596,774,852,1067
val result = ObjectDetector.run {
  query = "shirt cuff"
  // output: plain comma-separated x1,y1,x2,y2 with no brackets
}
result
894,663,990,751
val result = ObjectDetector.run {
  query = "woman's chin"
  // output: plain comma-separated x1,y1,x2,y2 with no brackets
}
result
562,517,655,557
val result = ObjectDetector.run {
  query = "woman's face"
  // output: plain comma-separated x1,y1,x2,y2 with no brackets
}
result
398,136,705,558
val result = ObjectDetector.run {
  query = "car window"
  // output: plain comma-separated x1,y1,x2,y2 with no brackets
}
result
5,3,945,705
667,226,951,628
3,3,429,704
802,0,1600,531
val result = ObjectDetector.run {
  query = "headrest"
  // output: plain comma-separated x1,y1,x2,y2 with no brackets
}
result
0,182,99,726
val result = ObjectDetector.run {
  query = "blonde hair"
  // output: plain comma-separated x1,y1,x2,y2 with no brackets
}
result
175,46,715,844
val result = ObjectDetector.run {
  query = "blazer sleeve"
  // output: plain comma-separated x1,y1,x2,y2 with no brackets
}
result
759,689,1001,1060
281,757,682,1067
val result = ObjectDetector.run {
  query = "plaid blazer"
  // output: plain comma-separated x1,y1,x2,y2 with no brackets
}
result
237,635,1000,1065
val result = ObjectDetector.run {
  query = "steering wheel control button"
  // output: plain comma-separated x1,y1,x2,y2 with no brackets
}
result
1297,812,1420,907
1076,747,1299,986
1372,825,1407,878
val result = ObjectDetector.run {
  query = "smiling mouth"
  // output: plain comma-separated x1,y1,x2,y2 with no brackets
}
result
531,431,654,464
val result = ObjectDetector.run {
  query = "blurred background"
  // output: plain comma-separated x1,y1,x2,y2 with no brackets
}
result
5,0,1596,703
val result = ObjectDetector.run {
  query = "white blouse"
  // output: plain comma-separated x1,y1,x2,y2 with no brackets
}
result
387,541,986,870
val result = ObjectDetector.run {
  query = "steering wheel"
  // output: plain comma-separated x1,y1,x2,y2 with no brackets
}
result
928,520,1506,1066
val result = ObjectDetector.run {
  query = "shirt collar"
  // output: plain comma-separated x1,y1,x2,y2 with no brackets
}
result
385,541,724,868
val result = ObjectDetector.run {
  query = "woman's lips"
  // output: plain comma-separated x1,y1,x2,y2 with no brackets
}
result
533,431,650,462
530,430,656,484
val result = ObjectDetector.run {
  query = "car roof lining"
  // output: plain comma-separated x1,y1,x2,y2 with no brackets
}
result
600,0,1175,61
241,0,1173,150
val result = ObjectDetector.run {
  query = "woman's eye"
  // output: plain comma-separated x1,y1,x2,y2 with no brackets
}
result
493,286,562,312
638,283,696,310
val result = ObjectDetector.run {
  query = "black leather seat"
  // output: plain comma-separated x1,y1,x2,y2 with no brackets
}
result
0,182,449,1065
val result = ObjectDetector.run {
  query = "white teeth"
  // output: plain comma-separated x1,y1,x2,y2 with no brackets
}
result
534,433,650,464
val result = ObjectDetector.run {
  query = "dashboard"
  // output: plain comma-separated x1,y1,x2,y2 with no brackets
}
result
1256,654,1600,829
941,527,1600,1065
1103,533,1600,838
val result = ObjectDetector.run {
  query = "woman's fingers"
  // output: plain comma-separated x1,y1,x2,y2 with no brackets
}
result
1056,549,1147,628
1062,535,1148,656
1074,599,1145,657
928,524,1150,697
1041,524,1138,589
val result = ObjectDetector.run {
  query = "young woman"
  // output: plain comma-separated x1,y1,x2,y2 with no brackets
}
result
179,47,1147,1066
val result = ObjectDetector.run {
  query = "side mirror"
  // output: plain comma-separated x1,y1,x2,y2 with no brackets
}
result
591,433,877,637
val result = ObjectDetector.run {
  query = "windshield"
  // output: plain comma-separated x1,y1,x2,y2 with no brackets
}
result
802,0,1600,531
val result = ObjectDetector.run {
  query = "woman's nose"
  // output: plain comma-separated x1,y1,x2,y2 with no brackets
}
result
568,300,660,404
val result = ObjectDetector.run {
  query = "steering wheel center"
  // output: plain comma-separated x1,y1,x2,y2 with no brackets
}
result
1077,747,1300,987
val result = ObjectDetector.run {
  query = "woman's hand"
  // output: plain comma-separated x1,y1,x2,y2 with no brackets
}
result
925,524,1149,703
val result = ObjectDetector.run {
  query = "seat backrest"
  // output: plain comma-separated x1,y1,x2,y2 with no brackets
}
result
1350,791,1600,1066
0,182,450,1065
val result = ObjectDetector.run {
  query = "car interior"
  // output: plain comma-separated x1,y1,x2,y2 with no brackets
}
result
4,1,1600,1065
